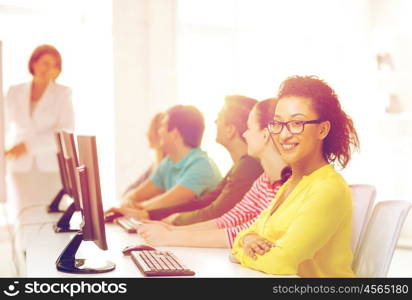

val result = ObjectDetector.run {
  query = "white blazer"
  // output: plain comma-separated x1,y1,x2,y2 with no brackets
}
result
5,81,75,173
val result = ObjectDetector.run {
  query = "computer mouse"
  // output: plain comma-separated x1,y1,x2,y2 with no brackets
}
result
122,244,156,255
104,210,124,223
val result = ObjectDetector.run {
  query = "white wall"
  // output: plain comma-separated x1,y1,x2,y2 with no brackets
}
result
368,0,412,242
176,0,376,176
369,0,412,112
113,0,177,200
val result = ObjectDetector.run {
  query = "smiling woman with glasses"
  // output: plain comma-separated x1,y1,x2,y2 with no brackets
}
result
231,75,360,277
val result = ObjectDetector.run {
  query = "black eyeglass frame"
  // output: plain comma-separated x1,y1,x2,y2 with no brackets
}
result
267,119,324,135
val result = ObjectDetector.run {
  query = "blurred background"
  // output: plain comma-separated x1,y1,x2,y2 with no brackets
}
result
1,0,412,275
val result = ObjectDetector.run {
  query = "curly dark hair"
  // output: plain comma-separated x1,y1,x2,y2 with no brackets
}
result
277,75,359,169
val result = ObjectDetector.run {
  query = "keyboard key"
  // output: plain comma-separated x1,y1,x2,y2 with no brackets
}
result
164,255,184,270
132,252,153,273
130,250,195,276
115,217,137,233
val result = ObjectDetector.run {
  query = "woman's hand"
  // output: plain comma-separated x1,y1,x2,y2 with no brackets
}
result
5,142,28,160
242,233,273,260
138,222,174,246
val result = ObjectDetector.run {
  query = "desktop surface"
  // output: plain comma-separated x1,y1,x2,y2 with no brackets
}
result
26,222,281,278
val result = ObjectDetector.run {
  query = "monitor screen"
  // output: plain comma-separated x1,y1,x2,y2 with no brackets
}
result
61,131,79,167
77,135,108,250
60,131,81,211
52,131,81,231
55,132,70,196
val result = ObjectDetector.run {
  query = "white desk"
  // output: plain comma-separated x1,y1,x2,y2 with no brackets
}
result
13,203,81,276
26,222,283,278
16,195,72,226
14,203,81,249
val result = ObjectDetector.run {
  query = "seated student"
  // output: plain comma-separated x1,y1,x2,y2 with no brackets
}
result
139,95,263,221
122,112,165,196
109,105,222,214
231,75,360,278
137,98,289,247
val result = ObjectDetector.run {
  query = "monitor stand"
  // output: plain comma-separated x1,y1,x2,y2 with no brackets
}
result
53,203,80,233
56,232,115,274
47,188,66,213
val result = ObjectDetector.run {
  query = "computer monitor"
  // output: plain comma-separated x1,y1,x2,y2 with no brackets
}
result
48,132,72,213
56,135,115,274
53,131,82,233
77,135,107,249
61,131,81,209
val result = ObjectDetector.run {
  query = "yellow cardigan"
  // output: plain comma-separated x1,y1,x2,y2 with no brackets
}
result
231,164,354,277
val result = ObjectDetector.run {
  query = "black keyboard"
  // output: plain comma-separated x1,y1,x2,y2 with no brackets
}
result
115,217,142,233
131,250,195,276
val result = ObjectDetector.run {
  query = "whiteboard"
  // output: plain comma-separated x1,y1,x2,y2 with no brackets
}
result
0,40,6,203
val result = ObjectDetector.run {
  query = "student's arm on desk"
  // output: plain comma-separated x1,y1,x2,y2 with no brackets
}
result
138,222,229,248
123,179,164,207
142,219,218,233
140,185,196,210
176,219,218,231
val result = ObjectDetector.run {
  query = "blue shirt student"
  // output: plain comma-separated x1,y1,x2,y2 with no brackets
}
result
150,148,222,197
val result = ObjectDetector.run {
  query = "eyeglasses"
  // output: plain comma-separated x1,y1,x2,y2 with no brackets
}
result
267,119,323,135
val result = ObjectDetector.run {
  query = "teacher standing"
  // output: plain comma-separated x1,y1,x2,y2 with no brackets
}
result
5,44,75,214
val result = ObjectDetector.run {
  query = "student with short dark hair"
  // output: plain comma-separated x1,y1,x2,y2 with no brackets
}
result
165,105,205,148
108,105,221,215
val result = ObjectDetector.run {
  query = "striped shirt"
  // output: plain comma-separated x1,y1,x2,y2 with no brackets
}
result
214,173,281,247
